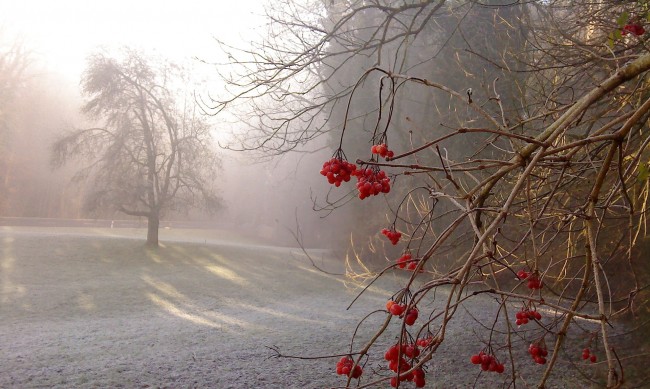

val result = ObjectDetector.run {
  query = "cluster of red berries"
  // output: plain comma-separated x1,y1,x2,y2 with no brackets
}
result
385,343,421,361
356,168,391,199
396,252,412,269
371,143,395,159
622,23,645,36
382,228,402,245
320,158,357,187
389,369,426,388
515,308,542,325
385,301,418,325
386,300,406,316
335,356,363,378
385,344,426,388
416,336,433,348
528,343,548,365
469,351,505,373
396,252,421,271
406,260,422,271
404,308,418,325
517,269,543,290
582,348,597,363
526,275,542,290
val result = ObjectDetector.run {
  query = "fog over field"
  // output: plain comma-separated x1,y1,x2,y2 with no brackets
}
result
0,0,342,248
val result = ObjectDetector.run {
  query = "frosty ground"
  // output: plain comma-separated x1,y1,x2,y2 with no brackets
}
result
0,227,601,388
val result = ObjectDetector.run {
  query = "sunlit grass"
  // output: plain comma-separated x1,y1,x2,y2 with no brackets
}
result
203,265,248,286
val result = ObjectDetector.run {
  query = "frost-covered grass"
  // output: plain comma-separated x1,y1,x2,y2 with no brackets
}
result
0,227,603,388
0,227,393,388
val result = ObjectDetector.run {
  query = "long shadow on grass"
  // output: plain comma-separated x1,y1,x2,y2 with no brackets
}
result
137,240,377,333
0,230,392,339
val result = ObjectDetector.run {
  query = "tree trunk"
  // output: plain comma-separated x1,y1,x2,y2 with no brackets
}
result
147,213,159,247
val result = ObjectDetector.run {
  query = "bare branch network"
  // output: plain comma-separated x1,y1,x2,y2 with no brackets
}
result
204,0,650,387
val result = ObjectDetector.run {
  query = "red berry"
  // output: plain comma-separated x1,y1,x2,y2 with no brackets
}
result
396,253,411,269
404,344,419,358
387,345,399,360
321,158,357,188
406,308,418,319
528,343,548,364
471,351,504,374
390,303,404,316
405,313,416,326
526,274,543,290
417,337,432,347
623,23,646,36
356,167,391,199
382,228,402,245
590,354,597,363
335,356,363,378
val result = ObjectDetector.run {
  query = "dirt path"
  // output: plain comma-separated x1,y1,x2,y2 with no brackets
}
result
0,227,598,388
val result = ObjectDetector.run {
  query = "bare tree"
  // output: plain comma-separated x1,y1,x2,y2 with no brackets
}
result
52,49,220,246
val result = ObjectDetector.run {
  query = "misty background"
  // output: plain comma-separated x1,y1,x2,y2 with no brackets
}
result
2,0,644,264
0,0,344,248
0,0,545,258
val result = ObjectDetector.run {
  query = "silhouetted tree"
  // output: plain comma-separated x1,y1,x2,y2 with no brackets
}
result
52,49,220,246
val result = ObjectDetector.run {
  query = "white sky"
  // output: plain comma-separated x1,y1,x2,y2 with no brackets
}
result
0,0,267,82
